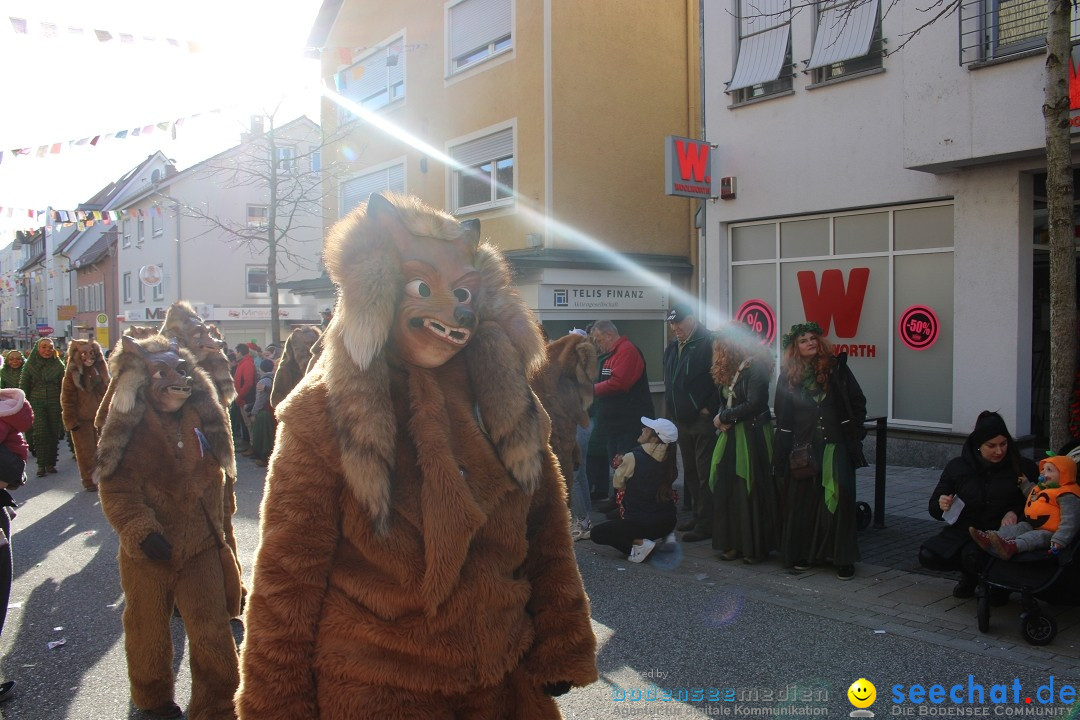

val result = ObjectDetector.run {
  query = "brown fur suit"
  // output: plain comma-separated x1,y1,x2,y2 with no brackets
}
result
235,193,597,720
60,340,110,490
269,324,320,409
96,335,240,720
533,334,597,495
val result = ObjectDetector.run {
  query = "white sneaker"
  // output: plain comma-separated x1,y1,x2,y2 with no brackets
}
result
570,517,592,542
628,538,656,564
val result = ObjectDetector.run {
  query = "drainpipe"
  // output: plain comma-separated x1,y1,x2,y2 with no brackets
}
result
174,203,182,301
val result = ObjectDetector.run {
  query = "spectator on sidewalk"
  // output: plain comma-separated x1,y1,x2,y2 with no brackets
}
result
590,321,654,513
232,343,256,453
663,303,720,542
921,410,1037,598
249,359,276,468
591,417,678,563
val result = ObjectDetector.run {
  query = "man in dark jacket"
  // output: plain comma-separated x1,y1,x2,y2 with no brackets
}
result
663,303,720,542
590,321,653,511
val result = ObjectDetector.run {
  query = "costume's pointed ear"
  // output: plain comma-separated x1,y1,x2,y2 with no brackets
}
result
455,218,480,257
121,335,146,358
368,192,405,238
167,337,180,355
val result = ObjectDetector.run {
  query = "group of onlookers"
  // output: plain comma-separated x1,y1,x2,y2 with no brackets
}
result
584,305,869,580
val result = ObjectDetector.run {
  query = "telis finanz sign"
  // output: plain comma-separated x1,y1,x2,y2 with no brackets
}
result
664,135,713,199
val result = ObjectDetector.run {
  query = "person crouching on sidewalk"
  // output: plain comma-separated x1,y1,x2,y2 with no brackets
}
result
591,417,678,563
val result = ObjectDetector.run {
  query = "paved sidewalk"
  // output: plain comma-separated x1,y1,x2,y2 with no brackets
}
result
601,464,1080,670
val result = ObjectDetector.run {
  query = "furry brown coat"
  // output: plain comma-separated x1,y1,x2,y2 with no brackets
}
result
96,336,239,720
236,194,596,720
533,334,597,492
269,324,320,408
60,340,109,489
162,301,236,407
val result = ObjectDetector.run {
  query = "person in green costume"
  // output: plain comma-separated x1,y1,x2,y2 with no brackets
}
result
0,351,23,390
709,323,781,565
21,338,65,477
773,322,868,581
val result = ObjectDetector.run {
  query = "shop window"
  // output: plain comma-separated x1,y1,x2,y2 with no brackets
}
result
893,253,954,424
780,218,829,258
732,224,776,261
835,212,888,254
894,205,953,251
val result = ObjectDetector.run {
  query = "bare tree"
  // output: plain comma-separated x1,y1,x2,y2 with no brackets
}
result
1044,0,1077,449
164,108,349,345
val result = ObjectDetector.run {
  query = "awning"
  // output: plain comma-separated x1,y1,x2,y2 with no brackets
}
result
727,0,793,91
807,0,880,69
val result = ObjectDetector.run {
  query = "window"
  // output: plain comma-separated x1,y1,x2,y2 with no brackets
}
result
247,205,269,229
137,217,145,244
138,277,145,303
960,0,1080,63
122,220,131,248
152,207,163,236
77,286,86,312
727,0,793,103
340,163,406,217
153,277,164,301
449,128,514,213
247,266,269,296
123,272,132,303
338,37,406,114
447,0,512,74
276,146,296,173
311,150,322,173
808,0,883,83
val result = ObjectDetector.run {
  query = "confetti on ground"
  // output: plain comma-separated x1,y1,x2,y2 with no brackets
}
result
52,627,62,632
695,573,708,581
6,603,20,609
874,630,886,634
46,638,66,650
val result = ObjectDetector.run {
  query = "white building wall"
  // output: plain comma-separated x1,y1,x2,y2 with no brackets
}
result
703,0,1057,441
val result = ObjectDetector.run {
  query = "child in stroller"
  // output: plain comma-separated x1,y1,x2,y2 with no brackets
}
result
968,453,1080,645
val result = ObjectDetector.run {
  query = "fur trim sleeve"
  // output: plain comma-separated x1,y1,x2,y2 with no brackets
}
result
236,389,342,720
519,451,598,689
98,464,166,559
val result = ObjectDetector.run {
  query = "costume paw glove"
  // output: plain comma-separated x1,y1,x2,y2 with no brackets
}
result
543,681,572,697
140,532,173,563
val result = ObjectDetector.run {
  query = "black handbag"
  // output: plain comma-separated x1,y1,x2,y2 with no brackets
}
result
788,443,818,480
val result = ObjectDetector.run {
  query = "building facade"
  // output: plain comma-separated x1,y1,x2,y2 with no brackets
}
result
702,0,1074,460
307,0,699,378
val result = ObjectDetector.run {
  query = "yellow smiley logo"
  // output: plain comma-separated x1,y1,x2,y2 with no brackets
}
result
847,678,876,708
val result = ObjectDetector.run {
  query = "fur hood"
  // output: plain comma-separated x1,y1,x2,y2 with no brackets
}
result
0,388,26,417
301,192,548,530
95,335,236,483
64,340,110,392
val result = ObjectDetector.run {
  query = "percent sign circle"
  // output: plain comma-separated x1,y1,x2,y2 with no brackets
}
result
898,305,940,351
735,299,776,346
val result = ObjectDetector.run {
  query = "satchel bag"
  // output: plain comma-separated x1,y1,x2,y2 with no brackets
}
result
788,443,818,480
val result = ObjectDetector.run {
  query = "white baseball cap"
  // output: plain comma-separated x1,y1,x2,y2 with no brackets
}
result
641,416,678,444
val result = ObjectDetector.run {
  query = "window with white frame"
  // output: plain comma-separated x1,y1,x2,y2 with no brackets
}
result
808,0,883,83
153,276,164,301
123,272,132,303
247,205,269,229
340,163,406,217
152,208,163,236
338,38,405,115
137,217,145,244
449,128,513,214
122,219,131,248
247,265,268,296
727,0,793,103
138,276,145,303
276,146,296,173
311,149,321,173
447,0,512,75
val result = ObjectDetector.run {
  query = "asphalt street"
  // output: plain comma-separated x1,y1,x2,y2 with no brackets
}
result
0,453,1076,719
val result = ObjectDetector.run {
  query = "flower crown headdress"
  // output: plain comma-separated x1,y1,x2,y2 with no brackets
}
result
781,321,823,349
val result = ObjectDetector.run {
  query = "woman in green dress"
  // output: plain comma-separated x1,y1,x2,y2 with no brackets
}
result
773,322,868,580
21,338,65,476
0,352,23,390
709,323,780,564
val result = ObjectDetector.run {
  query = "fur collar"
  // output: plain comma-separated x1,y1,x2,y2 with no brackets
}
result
317,193,548,532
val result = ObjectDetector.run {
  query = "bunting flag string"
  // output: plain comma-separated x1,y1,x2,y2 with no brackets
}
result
0,207,169,234
8,15,204,54
0,108,223,168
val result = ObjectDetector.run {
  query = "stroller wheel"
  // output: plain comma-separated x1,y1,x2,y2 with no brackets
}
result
1019,611,1057,646
977,592,990,633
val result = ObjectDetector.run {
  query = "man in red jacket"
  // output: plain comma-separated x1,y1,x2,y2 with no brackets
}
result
232,344,256,452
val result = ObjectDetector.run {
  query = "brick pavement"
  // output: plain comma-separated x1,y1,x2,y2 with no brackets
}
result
611,464,1080,670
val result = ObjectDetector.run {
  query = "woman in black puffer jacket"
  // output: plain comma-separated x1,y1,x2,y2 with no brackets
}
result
920,411,1037,598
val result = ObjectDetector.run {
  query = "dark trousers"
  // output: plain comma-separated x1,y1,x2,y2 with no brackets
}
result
678,426,718,535
0,509,11,638
230,401,250,445
591,516,676,556
919,537,990,586
589,429,640,500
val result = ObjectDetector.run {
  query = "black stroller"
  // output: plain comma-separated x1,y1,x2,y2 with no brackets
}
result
974,539,1080,645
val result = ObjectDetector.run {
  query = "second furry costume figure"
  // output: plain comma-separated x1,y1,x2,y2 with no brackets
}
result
60,340,109,491
96,335,241,720
236,193,597,720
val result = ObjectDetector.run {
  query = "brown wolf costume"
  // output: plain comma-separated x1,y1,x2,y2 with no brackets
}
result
269,324,321,409
235,193,597,720
162,302,236,407
97,335,241,720
60,340,109,491
533,333,597,494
